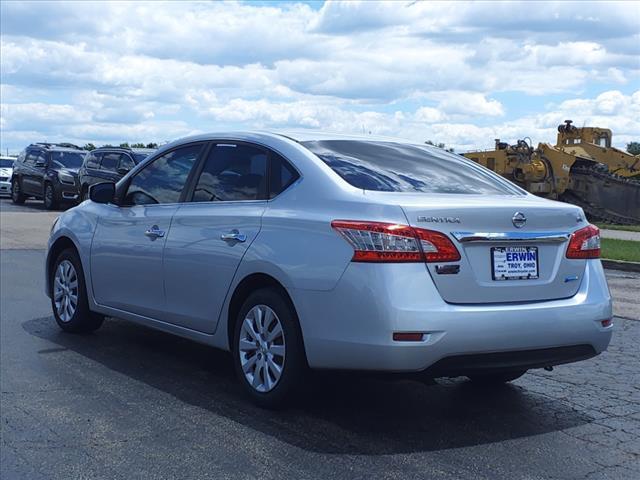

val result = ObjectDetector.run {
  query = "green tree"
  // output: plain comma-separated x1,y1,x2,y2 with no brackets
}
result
146,142,158,149
426,140,454,153
82,143,96,151
627,142,640,155
130,143,146,148
119,142,130,148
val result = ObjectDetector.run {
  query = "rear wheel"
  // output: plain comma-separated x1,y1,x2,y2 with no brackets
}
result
233,288,306,408
51,248,104,333
11,178,26,204
43,183,58,210
468,370,527,385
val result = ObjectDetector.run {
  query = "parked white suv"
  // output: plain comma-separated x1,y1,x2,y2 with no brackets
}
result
0,156,16,197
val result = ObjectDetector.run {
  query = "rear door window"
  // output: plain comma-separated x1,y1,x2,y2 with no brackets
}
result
191,144,267,202
302,140,521,195
85,152,101,169
100,153,121,172
24,151,38,166
118,154,135,172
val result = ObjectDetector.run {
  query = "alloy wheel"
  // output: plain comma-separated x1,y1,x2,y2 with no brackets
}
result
238,304,286,393
53,260,79,322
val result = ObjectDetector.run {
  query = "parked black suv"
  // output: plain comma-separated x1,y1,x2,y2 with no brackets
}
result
78,147,155,200
11,143,86,209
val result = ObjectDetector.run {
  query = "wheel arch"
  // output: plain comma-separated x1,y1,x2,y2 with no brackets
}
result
46,236,80,297
226,272,307,363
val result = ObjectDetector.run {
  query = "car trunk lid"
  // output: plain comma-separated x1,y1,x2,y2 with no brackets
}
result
368,192,588,304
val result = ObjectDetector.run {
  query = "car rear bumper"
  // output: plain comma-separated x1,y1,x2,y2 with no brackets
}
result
292,259,612,373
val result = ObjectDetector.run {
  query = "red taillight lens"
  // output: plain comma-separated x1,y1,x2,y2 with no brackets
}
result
331,220,460,263
413,227,461,262
566,224,600,259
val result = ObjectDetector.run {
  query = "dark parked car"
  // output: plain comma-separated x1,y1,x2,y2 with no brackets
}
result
78,147,155,200
11,143,86,209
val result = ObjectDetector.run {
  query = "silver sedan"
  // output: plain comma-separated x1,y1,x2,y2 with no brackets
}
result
45,132,613,407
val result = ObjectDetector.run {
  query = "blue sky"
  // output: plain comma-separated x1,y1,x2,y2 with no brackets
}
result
1,0,639,154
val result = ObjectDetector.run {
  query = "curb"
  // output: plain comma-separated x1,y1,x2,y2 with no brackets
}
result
602,259,640,273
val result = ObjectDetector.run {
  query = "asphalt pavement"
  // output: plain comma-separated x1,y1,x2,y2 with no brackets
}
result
1,198,640,480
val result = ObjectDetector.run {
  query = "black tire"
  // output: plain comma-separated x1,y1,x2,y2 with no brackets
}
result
11,178,26,204
468,370,527,385
43,183,58,210
233,287,306,409
50,248,104,333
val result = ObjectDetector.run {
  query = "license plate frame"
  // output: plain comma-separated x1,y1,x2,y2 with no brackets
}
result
491,246,539,281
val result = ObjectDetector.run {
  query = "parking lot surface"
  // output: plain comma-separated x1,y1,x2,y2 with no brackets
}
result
1,198,639,479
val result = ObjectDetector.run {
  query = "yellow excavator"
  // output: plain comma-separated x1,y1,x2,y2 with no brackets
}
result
463,120,640,224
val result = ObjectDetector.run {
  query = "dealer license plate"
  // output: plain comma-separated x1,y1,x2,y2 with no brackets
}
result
491,246,539,281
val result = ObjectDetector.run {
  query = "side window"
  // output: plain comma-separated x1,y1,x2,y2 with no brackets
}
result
123,144,202,206
34,151,48,166
85,152,101,169
100,153,121,172
191,144,267,202
269,153,299,198
24,151,39,166
118,154,135,172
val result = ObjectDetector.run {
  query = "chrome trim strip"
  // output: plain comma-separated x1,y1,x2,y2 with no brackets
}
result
451,231,571,243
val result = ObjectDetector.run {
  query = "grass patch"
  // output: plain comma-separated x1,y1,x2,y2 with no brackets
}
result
601,238,640,262
595,223,640,233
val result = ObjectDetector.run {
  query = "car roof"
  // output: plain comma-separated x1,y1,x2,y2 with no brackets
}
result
154,130,425,155
28,143,84,152
273,130,423,145
92,147,156,153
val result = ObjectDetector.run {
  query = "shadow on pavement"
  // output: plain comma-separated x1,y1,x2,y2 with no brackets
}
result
0,198,71,212
24,315,591,455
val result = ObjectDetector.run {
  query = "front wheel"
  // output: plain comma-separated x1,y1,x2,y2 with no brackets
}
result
233,288,306,408
468,370,527,385
51,248,104,333
43,183,58,210
11,178,26,204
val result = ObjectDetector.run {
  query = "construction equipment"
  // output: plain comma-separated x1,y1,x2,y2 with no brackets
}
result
463,120,640,224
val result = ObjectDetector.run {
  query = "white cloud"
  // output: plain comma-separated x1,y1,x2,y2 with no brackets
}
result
432,92,504,117
0,1,639,153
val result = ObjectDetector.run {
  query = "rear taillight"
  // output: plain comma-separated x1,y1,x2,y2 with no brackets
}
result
566,224,600,259
331,220,460,263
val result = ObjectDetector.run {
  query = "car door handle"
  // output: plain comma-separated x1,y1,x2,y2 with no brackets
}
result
220,229,246,243
144,225,165,239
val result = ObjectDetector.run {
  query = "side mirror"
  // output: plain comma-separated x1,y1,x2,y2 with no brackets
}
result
89,182,115,204
35,160,46,167
116,166,130,175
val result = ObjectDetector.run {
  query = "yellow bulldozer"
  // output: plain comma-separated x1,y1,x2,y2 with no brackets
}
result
464,120,640,224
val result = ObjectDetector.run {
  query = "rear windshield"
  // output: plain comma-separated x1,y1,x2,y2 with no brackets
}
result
0,159,14,168
50,151,86,169
303,140,521,195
